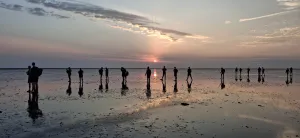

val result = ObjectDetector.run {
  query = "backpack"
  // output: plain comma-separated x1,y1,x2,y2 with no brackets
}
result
126,71,129,76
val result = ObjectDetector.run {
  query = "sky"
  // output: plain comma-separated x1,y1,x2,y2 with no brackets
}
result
0,0,300,68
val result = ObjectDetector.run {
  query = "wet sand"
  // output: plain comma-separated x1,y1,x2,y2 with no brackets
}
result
0,69,299,138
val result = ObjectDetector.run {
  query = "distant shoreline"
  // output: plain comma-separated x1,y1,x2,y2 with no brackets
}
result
0,68,297,70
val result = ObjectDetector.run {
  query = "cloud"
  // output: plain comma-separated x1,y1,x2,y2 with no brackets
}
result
0,1,69,19
24,0,210,42
0,2,23,11
277,0,300,10
240,27,300,46
27,7,46,16
225,20,232,24
239,10,297,22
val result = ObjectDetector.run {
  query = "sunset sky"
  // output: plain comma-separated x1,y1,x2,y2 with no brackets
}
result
0,0,300,68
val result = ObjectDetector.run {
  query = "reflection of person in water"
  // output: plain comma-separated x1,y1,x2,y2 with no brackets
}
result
27,91,43,123
66,82,72,96
187,80,192,93
173,80,178,93
121,80,129,96
99,79,103,92
162,79,166,93
78,82,83,97
220,75,225,90
105,79,109,92
146,83,151,99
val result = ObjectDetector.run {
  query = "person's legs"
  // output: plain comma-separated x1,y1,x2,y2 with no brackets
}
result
28,82,31,92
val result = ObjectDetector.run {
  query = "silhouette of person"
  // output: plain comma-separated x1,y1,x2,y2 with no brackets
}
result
286,68,290,85
121,80,128,96
187,80,193,93
162,79,166,93
262,67,265,77
30,62,42,93
99,67,103,81
221,67,225,80
258,67,261,77
290,67,293,77
66,67,72,82
187,67,193,81
121,67,128,82
105,67,109,81
235,67,238,81
27,91,43,123
145,67,152,84
247,68,250,82
173,80,178,93
26,66,32,92
161,66,167,81
146,83,151,99
78,68,83,84
173,67,178,81
66,82,72,96
78,82,83,97
247,68,250,77
239,68,242,81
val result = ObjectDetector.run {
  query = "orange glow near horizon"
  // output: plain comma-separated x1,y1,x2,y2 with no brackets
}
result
153,59,157,63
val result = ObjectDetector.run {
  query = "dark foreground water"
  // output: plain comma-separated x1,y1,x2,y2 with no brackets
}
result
0,69,299,138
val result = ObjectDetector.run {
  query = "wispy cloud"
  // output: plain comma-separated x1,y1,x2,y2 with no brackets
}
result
23,0,210,42
240,27,300,46
239,10,296,22
0,1,70,19
277,0,300,10
0,2,22,11
225,20,232,24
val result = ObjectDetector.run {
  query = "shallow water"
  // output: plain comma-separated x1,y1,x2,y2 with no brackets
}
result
0,69,299,138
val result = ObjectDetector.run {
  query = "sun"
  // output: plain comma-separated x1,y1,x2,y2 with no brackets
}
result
153,59,157,63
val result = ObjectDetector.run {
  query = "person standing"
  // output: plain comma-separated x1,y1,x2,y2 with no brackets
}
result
258,67,262,77
78,68,83,83
186,67,193,81
99,67,103,81
26,66,32,92
145,67,152,84
66,67,72,82
247,68,250,77
30,62,42,93
121,67,127,82
105,67,109,80
290,67,293,76
262,67,265,76
173,67,178,81
221,67,225,80
161,66,167,81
